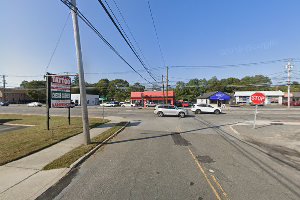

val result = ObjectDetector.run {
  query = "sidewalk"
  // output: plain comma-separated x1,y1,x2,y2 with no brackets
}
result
0,116,123,200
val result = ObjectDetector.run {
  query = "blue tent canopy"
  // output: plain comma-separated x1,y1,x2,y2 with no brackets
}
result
209,92,231,101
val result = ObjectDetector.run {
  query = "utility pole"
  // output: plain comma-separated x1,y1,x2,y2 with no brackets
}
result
2,75,6,102
166,66,169,104
286,61,293,109
70,0,90,144
162,75,165,104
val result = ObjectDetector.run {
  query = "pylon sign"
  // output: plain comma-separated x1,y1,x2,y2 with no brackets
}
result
50,76,71,108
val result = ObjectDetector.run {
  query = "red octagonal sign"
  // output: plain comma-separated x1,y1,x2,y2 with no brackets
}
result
251,92,266,105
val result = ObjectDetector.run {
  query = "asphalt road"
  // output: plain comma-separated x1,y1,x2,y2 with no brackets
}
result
31,108,300,200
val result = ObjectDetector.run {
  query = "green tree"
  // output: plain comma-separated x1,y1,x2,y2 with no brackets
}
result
96,79,110,97
107,79,130,101
130,82,145,92
20,80,46,102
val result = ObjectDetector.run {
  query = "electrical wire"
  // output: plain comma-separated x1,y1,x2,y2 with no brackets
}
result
45,12,71,73
170,58,292,68
59,0,153,85
97,0,158,82
147,0,166,67
111,0,151,71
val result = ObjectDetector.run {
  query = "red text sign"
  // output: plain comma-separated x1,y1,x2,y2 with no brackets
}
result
251,92,266,105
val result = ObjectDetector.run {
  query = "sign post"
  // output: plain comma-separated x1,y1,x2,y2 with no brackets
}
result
251,92,266,129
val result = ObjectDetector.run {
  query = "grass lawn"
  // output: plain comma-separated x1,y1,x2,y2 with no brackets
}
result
0,114,109,165
43,121,127,170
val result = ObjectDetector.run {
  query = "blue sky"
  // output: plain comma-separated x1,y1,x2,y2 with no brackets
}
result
1,0,300,87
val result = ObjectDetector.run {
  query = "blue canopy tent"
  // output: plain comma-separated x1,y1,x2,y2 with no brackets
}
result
209,92,231,101
209,92,231,106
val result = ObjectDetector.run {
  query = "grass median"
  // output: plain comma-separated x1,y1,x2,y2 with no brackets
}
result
0,114,109,165
43,121,128,170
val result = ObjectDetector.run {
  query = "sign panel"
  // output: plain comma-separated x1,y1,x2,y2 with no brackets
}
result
50,76,71,108
251,92,266,105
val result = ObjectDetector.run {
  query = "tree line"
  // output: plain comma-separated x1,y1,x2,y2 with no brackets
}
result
20,75,300,102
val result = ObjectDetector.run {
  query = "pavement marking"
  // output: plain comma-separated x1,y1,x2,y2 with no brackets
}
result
229,125,240,135
211,174,230,200
188,148,221,200
177,125,229,200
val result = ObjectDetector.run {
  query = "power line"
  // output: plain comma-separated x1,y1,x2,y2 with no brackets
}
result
170,58,292,68
97,0,158,82
147,0,166,67
111,0,151,71
45,12,71,73
59,0,153,85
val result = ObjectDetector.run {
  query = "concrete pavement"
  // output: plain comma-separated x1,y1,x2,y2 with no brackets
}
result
0,116,122,200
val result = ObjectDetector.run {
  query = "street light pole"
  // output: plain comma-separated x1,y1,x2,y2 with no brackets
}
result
70,0,90,144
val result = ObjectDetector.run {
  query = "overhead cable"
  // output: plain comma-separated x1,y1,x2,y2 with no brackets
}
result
97,0,158,82
170,58,292,68
59,0,153,84
147,0,166,67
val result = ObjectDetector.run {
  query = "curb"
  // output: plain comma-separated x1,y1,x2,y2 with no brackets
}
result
69,121,130,169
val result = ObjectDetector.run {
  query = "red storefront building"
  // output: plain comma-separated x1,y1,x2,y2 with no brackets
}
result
131,91,175,107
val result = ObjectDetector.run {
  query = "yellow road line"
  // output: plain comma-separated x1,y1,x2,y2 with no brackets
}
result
211,174,230,200
188,148,222,200
177,126,229,200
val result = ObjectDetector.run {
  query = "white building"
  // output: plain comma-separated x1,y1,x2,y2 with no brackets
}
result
71,94,99,106
234,91,284,105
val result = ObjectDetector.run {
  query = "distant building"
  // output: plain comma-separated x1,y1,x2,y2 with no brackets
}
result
71,94,99,106
0,88,31,103
131,91,175,107
196,91,231,106
283,92,300,102
234,91,284,105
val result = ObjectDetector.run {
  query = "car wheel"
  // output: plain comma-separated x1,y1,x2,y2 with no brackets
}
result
179,112,185,118
195,109,201,114
214,110,220,114
157,111,164,117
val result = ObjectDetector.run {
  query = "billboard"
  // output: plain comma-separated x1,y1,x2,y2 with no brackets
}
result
50,76,71,108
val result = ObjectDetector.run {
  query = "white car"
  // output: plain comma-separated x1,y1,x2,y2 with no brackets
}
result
191,104,221,114
27,102,42,107
154,105,188,118
121,103,135,107
99,102,116,107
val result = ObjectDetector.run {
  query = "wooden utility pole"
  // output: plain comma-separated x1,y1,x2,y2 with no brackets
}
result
166,66,169,104
286,61,293,109
2,75,6,102
45,73,50,130
162,75,165,104
71,0,91,144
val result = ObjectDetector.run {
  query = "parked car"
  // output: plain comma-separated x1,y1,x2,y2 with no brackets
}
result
100,102,118,107
282,101,300,106
181,101,192,107
0,101,9,106
121,102,135,107
70,101,75,108
191,104,221,114
27,102,42,107
146,102,156,107
154,104,188,118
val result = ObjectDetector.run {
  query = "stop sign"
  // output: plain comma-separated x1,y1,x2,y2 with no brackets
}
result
251,92,266,105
